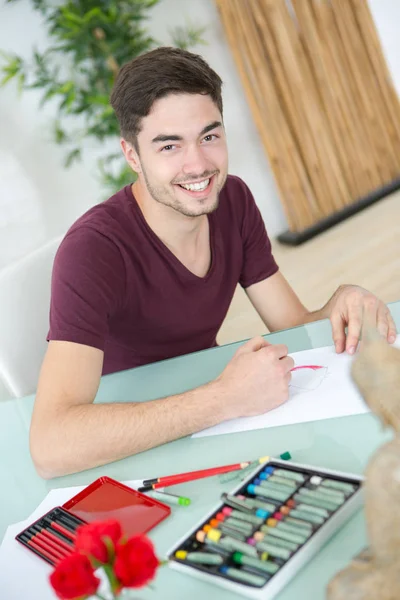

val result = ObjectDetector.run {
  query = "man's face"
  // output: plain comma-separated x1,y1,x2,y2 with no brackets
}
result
130,93,228,217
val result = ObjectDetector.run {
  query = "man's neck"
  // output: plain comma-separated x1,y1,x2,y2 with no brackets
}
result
131,181,207,251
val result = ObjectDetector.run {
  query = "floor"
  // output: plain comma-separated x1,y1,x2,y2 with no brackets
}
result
217,190,400,345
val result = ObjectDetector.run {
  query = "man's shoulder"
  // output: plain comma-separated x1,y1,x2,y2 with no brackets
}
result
57,185,133,261
68,185,131,235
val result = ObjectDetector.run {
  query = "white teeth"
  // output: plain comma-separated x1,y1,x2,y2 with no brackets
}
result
180,178,210,192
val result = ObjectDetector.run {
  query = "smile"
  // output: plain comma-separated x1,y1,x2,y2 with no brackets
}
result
177,176,213,192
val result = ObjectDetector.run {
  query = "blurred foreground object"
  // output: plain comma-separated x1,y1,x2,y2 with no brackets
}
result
327,324,400,599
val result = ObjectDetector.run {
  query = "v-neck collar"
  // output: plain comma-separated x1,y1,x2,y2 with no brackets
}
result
125,185,217,282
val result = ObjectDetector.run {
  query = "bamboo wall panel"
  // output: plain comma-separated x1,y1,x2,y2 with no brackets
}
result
215,0,400,233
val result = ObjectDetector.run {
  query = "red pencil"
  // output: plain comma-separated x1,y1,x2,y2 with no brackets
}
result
21,533,63,565
138,456,271,491
33,527,73,555
36,531,70,557
24,537,57,565
49,520,77,541
33,524,74,552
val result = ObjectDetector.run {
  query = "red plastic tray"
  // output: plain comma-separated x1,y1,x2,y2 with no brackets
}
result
62,476,171,536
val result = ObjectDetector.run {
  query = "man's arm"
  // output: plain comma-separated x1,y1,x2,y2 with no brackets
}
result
245,271,310,331
246,271,397,353
30,337,294,478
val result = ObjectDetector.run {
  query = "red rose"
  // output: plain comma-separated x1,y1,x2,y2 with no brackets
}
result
49,553,100,600
114,535,159,588
75,519,122,564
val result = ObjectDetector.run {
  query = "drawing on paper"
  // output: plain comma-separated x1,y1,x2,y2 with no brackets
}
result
289,364,329,396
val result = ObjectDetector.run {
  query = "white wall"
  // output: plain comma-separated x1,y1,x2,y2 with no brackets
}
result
0,0,399,270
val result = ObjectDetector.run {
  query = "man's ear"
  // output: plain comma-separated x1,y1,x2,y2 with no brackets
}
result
120,139,142,174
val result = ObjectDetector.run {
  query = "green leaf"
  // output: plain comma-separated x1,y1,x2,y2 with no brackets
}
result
86,94,109,106
54,121,69,144
17,72,25,93
0,71,18,86
64,148,81,167
170,23,207,50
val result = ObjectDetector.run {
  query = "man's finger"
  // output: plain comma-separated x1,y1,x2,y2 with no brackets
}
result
345,300,364,354
376,309,389,340
263,344,289,360
330,312,346,353
236,336,270,355
387,312,398,344
281,355,295,373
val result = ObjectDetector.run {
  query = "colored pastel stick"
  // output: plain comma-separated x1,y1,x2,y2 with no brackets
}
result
285,516,313,530
294,493,339,511
276,522,312,539
201,540,231,556
222,507,265,525
321,479,356,493
255,541,291,560
267,475,298,488
223,517,253,535
221,494,253,513
294,491,339,508
295,503,329,518
255,479,296,496
262,535,299,552
273,469,305,482
302,486,345,501
218,523,247,541
236,495,277,512
149,490,191,506
175,550,224,565
261,526,305,545
254,531,299,551
198,529,258,557
232,551,279,575
286,509,324,524
247,484,290,502
263,520,311,541
219,566,267,587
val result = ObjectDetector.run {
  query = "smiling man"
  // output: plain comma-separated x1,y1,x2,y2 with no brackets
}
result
30,47,397,478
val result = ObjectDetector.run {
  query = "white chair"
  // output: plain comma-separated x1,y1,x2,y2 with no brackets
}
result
0,236,62,399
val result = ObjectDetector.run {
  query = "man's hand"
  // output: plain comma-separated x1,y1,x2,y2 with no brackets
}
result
327,285,397,354
216,336,294,418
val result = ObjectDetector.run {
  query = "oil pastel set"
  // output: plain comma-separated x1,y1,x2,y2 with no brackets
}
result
168,459,363,599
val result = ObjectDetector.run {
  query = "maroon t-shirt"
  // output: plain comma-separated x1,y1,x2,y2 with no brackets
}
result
48,175,278,375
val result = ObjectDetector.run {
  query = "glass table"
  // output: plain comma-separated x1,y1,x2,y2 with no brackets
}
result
1,300,399,599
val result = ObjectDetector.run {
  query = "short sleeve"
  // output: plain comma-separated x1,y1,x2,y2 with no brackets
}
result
237,178,279,288
47,227,126,350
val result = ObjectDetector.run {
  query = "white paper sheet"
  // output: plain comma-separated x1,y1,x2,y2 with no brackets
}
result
0,480,142,600
193,337,400,439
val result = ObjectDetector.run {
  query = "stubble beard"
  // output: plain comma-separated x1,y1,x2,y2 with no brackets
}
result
142,166,227,218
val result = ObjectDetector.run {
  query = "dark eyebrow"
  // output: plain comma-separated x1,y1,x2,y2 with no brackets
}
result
151,120,222,144
151,133,183,144
199,120,223,136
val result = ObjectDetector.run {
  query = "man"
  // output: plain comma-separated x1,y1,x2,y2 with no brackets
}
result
30,47,396,478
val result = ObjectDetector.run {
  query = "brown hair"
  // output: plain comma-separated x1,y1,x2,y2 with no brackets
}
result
110,47,223,149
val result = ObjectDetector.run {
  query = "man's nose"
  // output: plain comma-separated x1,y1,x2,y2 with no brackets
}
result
181,144,209,177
